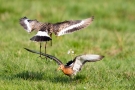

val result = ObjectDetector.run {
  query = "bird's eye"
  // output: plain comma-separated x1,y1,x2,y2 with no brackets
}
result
28,20,32,22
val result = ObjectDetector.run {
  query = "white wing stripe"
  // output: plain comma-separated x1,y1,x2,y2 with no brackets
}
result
73,59,83,71
24,19,31,32
36,31,50,37
57,20,84,36
72,54,103,74
80,54,101,61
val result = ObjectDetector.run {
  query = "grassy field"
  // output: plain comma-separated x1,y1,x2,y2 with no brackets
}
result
0,0,135,89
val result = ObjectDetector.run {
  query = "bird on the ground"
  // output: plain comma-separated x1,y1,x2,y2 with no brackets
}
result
24,48,104,78
20,16,94,56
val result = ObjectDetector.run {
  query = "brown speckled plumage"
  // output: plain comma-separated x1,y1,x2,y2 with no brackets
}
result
20,16,94,55
20,16,94,41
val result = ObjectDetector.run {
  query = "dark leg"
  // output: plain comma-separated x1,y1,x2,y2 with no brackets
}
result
36,42,43,59
45,41,47,60
50,33,52,46
45,41,47,54
40,42,42,57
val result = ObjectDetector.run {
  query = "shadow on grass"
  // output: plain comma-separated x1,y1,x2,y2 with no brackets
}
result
11,71,86,83
49,75,86,83
14,71,45,80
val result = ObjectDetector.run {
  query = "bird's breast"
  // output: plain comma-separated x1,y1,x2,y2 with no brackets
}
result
62,67,74,76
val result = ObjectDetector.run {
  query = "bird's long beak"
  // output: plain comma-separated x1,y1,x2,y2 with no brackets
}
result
57,67,60,71
57,66,61,71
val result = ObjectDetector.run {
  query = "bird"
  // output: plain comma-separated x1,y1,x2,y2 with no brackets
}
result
24,48,104,78
20,16,94,57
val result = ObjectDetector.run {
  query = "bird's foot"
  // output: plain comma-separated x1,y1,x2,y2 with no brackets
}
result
36,55,48,60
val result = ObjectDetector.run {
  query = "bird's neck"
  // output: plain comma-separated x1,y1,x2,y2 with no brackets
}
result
60,65,65,70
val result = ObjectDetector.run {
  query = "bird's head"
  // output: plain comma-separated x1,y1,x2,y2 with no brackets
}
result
20,17,38,33
27,19,39,31
57,65,64,70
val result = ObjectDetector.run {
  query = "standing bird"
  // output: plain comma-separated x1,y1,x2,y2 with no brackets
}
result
24,48,104,77
20,16,94,56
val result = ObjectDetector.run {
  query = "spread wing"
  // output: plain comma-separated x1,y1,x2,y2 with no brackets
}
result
24,48,63,65
72,54,104,75
19,17,37,33
20,17,51,42
53,16,94,36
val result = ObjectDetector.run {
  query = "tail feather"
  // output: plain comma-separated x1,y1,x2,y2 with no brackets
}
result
30,36,52,42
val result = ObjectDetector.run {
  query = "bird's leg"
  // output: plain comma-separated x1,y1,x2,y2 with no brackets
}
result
50,33,52,46
36,42,43,59
38,42,47,59
40,42,42,57
45,41,47,54
44,41,48,60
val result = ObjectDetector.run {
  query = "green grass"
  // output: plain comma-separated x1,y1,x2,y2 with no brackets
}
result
0,0,135,89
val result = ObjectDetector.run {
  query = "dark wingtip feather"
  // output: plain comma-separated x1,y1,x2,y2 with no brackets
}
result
100,55,105,60
24,48,30,51
22,16,27,19
20,16,27,21
24,48,41,55
91,16,94,21
24,48,63,65
30,36,52,42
